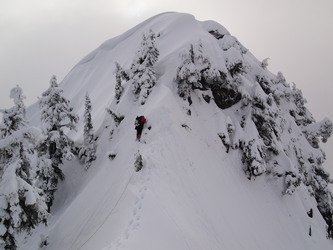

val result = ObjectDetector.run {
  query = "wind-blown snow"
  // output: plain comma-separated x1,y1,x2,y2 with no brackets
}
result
21,12,332,250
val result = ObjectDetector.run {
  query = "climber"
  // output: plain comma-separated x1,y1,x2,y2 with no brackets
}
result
135,115,147,141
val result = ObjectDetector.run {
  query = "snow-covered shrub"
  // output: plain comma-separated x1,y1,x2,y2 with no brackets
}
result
218,133,230,153
288,84,314,127
261,58,270,69
226,117,235,135
256,75,273,95
240,139,266,179
302,118,333,148
252,114,278,150
225,47,245,77
134,151,143,172
250,85,280,155
284,171,302,195
130,29,159,105
108,151,116,160
39,234,49,248
106,109,124,127
217,117,235,153
114,62,129,102
270,72,292,104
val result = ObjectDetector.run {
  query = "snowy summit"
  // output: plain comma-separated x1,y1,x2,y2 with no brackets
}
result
1,12,333,250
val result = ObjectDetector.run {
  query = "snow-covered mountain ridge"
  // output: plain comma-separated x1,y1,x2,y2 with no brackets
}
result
13,12,333,249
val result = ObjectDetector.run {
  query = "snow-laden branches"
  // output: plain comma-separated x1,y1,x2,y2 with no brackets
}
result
0,86,48,249
79,93,97,169
130,29,159,105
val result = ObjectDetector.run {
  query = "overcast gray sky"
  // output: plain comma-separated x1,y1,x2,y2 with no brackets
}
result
1,0,332,170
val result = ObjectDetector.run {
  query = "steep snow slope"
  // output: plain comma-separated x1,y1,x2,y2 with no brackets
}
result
23,12,332,250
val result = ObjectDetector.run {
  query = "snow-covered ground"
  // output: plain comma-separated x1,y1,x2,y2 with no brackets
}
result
22,12,332,250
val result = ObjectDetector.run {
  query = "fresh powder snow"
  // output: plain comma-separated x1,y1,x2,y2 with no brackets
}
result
8,12,333,250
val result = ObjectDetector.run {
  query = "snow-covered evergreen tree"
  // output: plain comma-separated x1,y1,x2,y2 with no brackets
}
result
130,29,159,105
301,118,333,148
39,75,78,133
0,86,48,250
0,85,27,137
176,42,219,104
289,83,315,127
34,153,55,211
79,93,96,169
251,83,279,153
114,62,129,102
176,44,199,103
38,75,78,209
237,66,333,236
292,113,333,237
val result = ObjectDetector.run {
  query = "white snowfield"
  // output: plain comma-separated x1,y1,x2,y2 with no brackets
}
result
23,12,332,250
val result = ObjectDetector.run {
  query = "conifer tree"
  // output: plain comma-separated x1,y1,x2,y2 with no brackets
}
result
176,44,199,103
130,29,159,105
251,71,333,237
176,42,219,104
38,75,78,209
79,93,96,169
0,86,48,250
0,85,27,137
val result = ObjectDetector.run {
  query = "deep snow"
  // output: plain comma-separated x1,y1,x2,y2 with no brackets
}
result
22,12,332,250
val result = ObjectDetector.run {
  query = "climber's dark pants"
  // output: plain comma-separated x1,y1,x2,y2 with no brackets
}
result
136,124,144,139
